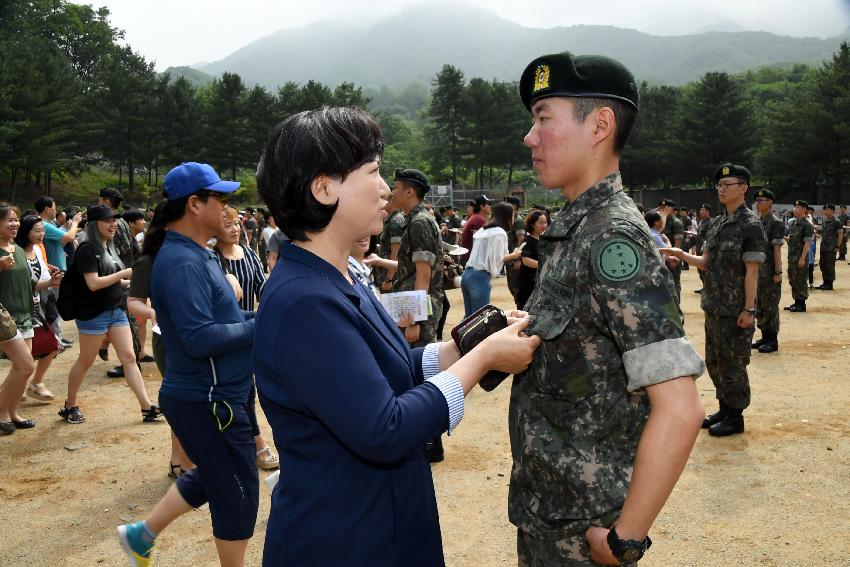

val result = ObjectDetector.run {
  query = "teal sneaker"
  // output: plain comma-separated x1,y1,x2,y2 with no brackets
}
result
117,521,155,566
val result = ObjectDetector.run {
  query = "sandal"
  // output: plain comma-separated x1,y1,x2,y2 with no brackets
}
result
27,383,55,401
12,418,35,429
141,404,163,423
58,404,86,424
0,421,15,435
256,446,280,470
168,462,186,479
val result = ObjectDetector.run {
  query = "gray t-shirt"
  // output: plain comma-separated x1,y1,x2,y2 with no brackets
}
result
267,229,290,256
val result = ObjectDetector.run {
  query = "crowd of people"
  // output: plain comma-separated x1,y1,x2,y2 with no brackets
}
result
1,49,843,567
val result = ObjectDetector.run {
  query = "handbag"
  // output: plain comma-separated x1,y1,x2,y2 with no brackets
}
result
0,302,17,342
450,304,510,391
31,324,59,357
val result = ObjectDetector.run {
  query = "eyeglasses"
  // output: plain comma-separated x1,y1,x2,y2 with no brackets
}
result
715,182,745,190
194,190,231,204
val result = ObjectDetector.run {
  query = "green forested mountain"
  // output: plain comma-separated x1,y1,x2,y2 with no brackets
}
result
194,3,849,89
161,66,214,87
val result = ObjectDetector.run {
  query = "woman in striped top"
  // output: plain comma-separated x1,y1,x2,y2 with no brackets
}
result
214,207,279,470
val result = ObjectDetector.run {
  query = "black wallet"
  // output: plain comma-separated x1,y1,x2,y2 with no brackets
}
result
450,304,510,391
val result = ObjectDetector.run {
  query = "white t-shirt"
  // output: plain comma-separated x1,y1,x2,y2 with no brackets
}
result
466,226,509,278
262,226,276,246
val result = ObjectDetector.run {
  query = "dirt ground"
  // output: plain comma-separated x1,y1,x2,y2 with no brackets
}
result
1,262,849,566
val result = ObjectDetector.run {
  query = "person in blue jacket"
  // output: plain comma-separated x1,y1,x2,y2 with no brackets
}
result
117,162,254,567
254,107,541,566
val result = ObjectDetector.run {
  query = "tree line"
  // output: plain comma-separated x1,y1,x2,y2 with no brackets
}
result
1,0,848,204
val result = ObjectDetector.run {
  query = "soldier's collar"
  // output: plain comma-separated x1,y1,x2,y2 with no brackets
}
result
406,203,426,218
543,172,623,240
722,202,749,223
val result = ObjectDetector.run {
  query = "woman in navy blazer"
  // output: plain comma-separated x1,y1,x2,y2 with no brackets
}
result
254,107,540,566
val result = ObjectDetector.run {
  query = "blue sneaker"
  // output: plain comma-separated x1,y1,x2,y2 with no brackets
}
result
117,521,155,566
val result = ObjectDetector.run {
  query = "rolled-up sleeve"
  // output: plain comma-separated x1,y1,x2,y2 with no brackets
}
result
421,342,442,380
425,371,464,433
622,337,706,392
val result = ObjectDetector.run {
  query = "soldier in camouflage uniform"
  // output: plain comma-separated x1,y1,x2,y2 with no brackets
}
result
815,203,843,290
837,204,848,261
693,203,712,293
99,188,142,376
374,207,404,293
751,189,784,353
785,200,813,312
511,52,706,567
390,168,446,462
665,164,766,437
659,199,683,303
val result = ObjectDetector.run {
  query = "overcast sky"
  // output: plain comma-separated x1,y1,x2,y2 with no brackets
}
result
95,0,850,70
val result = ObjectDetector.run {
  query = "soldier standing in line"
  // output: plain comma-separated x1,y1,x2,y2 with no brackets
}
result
678,207,693,269
390,168,447,463
510,51,706,566
663,163,766,437
785,200,814,312
837,204,849,261
751,189,784,353
693,203,712,294
815,203,843,290
374,199,405,293
658,199,683,302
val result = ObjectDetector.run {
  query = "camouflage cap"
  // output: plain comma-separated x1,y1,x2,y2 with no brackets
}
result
519,52,639,112
754,189,776,201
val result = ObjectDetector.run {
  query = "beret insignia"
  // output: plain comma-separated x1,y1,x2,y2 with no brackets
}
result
533,64,550,93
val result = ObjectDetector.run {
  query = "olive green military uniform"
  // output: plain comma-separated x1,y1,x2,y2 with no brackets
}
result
509,174,705,566
663,214,684,303
838,212,849,260
374,209,404,289
393,203,444,347
701,203,766,412
787,219,813,303
114,216,142,360
695,217,711,286
819,216,842,285
756,212,784,337
506,217,526,301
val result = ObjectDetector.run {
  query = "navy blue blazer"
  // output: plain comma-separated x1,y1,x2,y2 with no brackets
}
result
255,243,450,567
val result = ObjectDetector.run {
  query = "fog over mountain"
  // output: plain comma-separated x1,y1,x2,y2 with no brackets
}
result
182,4,849,88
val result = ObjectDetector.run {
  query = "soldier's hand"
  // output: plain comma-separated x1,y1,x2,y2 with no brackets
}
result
404,323,420,343
737,311,755,329
797,258,806,268
586,527,621,565
772,273,782,284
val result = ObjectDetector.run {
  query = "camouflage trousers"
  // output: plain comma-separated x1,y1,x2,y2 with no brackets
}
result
787,263,809,302
506,260,521,301
819,247,836,283
704,313,753,411
840,237,847,259
756,277,781,335
517,529,637,567
669,264,681,306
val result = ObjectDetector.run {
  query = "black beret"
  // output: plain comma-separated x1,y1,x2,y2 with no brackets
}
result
677,206,688,212
658,199,676,207
699,203,712,211
754,189,776,201
715,163,751,184
840,204,847,209
824,203,836,210
394,168,430,193
520,52,639,113
99,186,124,203
794,200,809,208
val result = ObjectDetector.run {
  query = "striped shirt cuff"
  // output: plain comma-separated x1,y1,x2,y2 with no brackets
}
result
422,342,442,381
426,371,465,434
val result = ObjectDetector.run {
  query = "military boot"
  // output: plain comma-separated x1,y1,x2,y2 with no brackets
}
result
702,403,728,429
426,436,445,463
751,336,765,349
788,301,806,312
709,413,745,437
758,333,779,353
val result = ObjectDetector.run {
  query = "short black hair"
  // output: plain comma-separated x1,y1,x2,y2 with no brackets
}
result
644,210,662,228
34,196,55,213
571,97,636,153
257,107,383,242
397,178,427,201
504,196,521,207
122,209,145,223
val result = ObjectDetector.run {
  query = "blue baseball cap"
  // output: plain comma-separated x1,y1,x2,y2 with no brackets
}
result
164,162,241,201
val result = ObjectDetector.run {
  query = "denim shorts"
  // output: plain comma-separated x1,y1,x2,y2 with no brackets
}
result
75,308,129,335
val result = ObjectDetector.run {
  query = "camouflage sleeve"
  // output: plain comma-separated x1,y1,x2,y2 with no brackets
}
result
769,219,785,246
388,216,404,244
589,226,705,392
409,218,438,265
742,221,767,264
671,218,684,241
802,221,814,242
